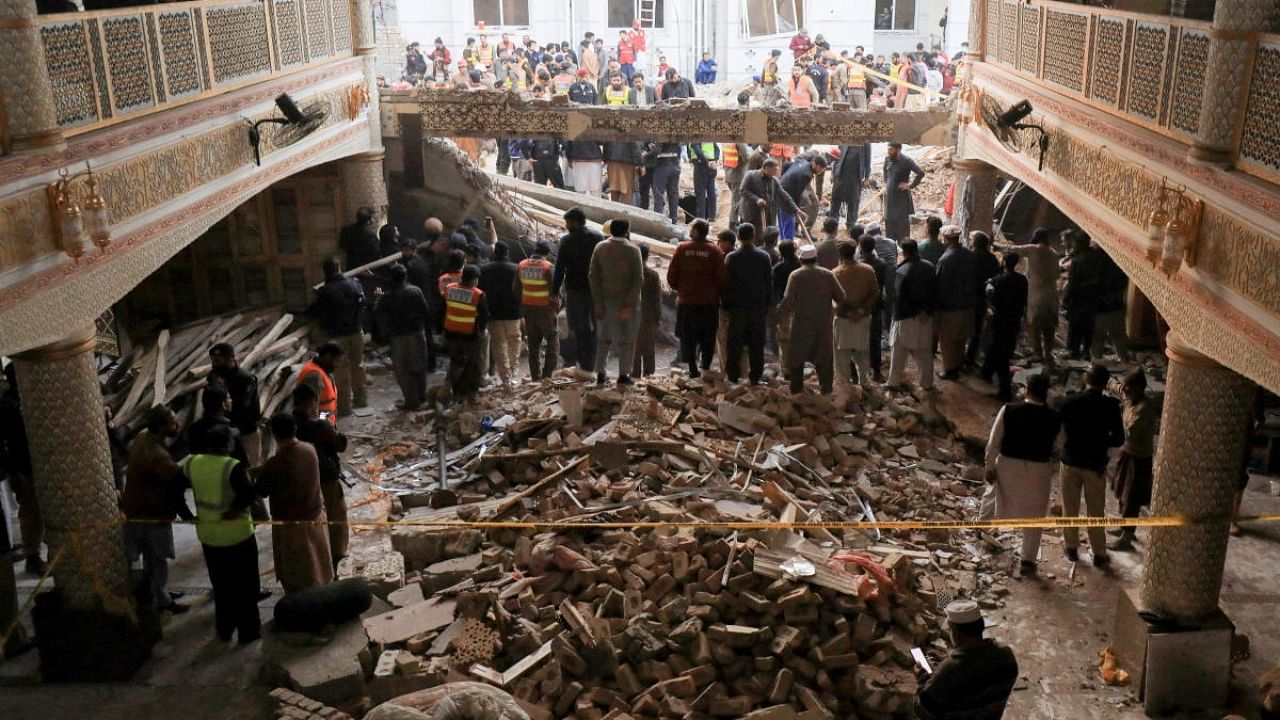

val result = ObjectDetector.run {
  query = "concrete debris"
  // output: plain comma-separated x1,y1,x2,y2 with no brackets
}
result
331,368,1031,718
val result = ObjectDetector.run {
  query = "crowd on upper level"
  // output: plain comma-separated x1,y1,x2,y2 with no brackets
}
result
392,25,967,112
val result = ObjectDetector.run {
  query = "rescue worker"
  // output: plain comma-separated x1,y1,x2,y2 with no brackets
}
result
443,265,490,400
603,73,633,105
787,64,819,108
722,140,751,226
520,240,560,381
180,424,260,644
296,341,343,426
688,140,720,221
844,58,868,108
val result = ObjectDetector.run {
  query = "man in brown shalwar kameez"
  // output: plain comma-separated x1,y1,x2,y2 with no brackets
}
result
256,413,332,594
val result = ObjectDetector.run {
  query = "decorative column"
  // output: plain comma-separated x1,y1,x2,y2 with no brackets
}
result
0,0,65,151
351,0,375,56
339,150,388,226
1187,0,1271,167
1139,332,1255,621
12,326,132,614
967,0,987,62
951,158,998,240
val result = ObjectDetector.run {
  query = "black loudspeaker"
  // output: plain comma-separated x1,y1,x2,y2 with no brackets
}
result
272,578,374,633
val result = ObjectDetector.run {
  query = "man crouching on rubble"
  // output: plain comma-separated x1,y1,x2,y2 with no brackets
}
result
916,600,1018,719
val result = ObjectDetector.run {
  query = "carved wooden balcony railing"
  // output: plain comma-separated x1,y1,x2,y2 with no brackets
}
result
36,0,355,136
980,0,1280,185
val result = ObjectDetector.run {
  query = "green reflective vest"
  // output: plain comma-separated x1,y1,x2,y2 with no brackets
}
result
687,142,717,162
182,454,254,547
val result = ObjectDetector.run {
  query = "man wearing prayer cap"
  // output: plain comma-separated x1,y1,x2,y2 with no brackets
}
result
916,600,1019,719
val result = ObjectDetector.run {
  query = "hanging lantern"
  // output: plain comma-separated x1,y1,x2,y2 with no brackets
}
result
1162,208,1186,276
47,162,114,263
1145,199,1168,266
82,165,111,250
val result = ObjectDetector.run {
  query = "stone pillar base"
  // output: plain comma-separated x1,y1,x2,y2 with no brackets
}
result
1112,587,1234,716
32,586,159,682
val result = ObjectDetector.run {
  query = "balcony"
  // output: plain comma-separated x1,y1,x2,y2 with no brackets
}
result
30,0,355,137
978,0,1280,184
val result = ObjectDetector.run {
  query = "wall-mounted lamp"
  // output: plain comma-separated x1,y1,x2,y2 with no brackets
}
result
1145,178,1202,276
47,162,111,262
997,99,1049,171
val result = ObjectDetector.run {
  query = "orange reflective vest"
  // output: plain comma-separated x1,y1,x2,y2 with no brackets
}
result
604,87,630,106
762,58,779,84
553,74,573,94
518,258,554,306
789,77,812,108
297,360,337,425
721,143,740,169
477,44,493,66
846,64,866,89
443,284,484,335
437,271,462,297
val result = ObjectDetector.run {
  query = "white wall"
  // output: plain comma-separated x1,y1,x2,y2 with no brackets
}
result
393,0,877,86
871,0,950,59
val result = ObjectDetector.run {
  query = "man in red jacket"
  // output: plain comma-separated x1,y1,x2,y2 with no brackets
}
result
665,219,724,378
790,29,812,59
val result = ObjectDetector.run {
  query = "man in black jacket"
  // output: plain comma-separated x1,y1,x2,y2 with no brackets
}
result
375,264,431,410
967,231,1002,367
1059,364,1125,567
828,144,871,223
739,159,798,231
208,343,262,465
569,68,599,104
531,139,566,189
886,240,937,391
480,242,522,385
982,252,1028,401
659,68,695,100
310,257,367,415
646,142,682,223
857,234,889,383
186,387,248,466
552,208,604,377
778,155,825,241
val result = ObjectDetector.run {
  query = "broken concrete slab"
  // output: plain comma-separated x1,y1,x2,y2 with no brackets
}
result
363,597,458,647
260,619,370,707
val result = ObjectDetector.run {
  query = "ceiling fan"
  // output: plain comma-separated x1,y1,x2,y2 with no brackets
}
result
247,93,328,166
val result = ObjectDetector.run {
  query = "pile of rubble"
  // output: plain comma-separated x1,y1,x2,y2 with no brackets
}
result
291,370,1014,719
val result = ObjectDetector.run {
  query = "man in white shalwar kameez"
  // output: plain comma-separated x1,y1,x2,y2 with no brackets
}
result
983,373,1062,576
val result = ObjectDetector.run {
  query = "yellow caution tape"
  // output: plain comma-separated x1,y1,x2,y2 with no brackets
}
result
0,544,65,652
114,513,1280,531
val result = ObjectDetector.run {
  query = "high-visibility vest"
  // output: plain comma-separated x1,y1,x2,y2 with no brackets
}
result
789,78,812,108
846,64,866,89
443,283,484,335
687,142,718,162
553,75,573,94
438,271,462,297
604,87,630,106
762,59,778,84
297,360,337,425
182,454,253,547
722,144,740,169
518,258,554,306
478,45,493,66
506,73,527,91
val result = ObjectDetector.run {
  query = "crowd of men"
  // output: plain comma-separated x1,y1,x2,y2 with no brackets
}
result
0,339,355,646
398,25,965,111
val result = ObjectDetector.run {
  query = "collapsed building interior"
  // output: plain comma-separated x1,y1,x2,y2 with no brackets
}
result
2,0,1280,718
